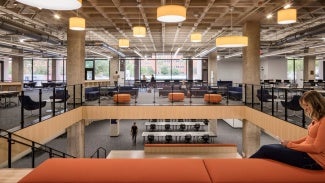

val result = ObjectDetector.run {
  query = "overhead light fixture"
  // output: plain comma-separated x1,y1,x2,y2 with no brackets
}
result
69,17,85,31
191,33,202,42
54,13,61,20
283,3,291,9
133,26,146,37
16,0,82,10
216,36,248,47
266,13,273,19
119,39,129,48
157,5,186,23
277,9,296,24
215,7,248,48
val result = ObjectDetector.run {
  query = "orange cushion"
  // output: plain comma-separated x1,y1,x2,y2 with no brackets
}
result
113,94,131,103
204,94,222,103
19,158,211,183
168,93,184,101
204,159,325,183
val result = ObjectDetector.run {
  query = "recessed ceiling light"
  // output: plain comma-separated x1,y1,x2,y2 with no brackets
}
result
284,3,291,9
54,14,60,19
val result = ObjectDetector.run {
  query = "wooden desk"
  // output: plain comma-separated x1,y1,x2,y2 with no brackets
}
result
0,82,22,91
142,131,217,143
145,121,205,131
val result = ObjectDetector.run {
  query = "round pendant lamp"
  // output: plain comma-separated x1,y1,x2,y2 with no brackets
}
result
16,0,82,10
69,17,85,31
157,5,186,23
277,9,297,24
119,39,129,48
133,26,146,37
191,33,202,42
216,36,248,48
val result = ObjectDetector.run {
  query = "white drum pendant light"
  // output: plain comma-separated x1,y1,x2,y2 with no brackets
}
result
69,17,85,31
277,9,297,24
157,5,186,23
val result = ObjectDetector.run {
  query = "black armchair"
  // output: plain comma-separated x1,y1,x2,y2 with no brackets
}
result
19,95,46,115
149,124,156,131
281,95,303,118
257,89,277,102
50,89,70,109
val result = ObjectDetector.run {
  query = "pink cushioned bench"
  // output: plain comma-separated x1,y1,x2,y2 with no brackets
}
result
18,158,325,183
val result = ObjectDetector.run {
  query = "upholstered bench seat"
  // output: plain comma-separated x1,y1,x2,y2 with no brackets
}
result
18,158,211,183
168,92,184,102
204,159,325,183
113,94,131,103
204,94,222,103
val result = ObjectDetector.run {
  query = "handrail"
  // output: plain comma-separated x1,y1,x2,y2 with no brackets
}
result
90,147,107,158
0,128,75,168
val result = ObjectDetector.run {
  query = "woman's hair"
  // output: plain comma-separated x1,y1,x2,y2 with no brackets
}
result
299,90,325,120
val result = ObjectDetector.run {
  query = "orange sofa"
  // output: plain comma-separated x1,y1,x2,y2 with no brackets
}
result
168,92,185,102
113,93,131,103
204,94,222,103
18,158,325,183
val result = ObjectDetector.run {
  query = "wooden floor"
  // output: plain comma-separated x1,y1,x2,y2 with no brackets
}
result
0,169,32,183
107,150,242,159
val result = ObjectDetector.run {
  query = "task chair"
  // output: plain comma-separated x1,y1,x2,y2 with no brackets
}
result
201,134,210,143
179,123,186,131
281,95,303,118
149,124,156,131
165,135,172,143
194,123,201,131
19,95,46,116
184,134,192,143
164,124,171,131
147,134,155,143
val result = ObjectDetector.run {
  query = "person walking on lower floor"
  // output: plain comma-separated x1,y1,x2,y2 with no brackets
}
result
130,122,138,145
250,90,325,170
112,71,119,87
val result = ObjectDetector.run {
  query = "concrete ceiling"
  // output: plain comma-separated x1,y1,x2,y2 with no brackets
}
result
0,0,324,59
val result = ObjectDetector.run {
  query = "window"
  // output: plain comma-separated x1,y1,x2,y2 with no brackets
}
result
23,59,32,81
94,59,110,80
125,59,135,80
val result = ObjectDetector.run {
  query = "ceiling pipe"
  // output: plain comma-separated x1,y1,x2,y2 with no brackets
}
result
269,23,325,46
0,18,62,45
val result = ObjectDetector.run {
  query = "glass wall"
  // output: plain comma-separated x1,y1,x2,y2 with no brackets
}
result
125,59,134,80
124,56,203,81
23,59,32,81
94,59,110,80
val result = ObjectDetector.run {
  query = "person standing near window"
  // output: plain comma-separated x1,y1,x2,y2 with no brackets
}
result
250,90,325,170
112,71,119,87
130,122,138,145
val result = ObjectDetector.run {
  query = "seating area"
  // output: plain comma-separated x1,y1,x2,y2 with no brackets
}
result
85,87,100,101
18,158,325,183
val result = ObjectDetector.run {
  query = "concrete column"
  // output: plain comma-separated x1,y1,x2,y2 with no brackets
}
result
208,51,217,84
134,59,140,80
67,29,85,103
187,59,193,80
243,21,260,102
110,57,119,85
51,59,57,81
11,56,23,82
208,119,217,135
303,48,316,81
242,119,261,158
67,120,85,158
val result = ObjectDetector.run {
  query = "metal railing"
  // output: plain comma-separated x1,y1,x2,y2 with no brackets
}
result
0,129,75,168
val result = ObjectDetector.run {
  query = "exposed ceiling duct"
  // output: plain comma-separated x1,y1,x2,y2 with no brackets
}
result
0,18,62,45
